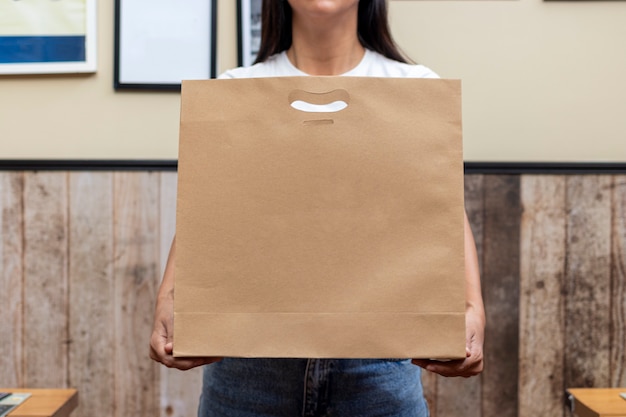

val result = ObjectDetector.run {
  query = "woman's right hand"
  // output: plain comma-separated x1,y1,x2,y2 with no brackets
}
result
149,237,221,370
149,288,221,370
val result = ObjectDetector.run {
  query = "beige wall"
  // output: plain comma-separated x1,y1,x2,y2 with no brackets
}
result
0,0,625,161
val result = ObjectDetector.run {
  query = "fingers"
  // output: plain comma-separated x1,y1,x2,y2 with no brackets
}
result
412,346,483,378
159,354,222,371
412,356,482,378
160,353,222,371
150,334,222,371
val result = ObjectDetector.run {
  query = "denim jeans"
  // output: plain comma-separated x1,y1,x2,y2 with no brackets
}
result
198,358,429,417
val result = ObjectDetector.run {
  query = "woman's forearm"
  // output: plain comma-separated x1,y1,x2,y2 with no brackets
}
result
464,213,485,323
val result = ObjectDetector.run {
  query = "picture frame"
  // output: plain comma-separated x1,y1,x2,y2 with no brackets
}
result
237,0,263,67
0,0,97,75
114,0,217,90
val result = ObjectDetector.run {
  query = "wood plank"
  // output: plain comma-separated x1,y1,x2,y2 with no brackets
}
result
564,176,612,388
158,171,203,417
0,172,25,387
113,172,161,417
611,175,626,387
519,175,567,416
67,172,115,416
23,172,69,388
481,175,521,417
428,174,485,417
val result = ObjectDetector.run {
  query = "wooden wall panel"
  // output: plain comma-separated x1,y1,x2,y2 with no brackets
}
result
481,175,521,417
564,176,612,389
113,172,161,417
519,175,566,416
2,170,626,417
0,172,24,387
68,173,115,416
610,176,626,387
23,172,69,388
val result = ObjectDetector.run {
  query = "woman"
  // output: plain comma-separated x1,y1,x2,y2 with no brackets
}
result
150,1,485,416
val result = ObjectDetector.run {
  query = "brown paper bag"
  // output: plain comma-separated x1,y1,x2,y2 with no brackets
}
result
174,76,466,359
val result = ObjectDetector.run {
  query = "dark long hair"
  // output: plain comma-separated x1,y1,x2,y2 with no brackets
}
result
254,0,410,64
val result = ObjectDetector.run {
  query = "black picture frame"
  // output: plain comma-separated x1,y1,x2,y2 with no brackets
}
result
237,0,262,67
114,0,217,91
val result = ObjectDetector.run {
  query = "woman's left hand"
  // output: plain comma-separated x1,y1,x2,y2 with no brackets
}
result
412,307,484,378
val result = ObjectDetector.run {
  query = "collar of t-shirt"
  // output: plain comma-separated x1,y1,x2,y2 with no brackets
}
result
278,49,373,77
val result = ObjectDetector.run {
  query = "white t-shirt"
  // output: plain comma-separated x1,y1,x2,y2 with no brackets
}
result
219,49,439,79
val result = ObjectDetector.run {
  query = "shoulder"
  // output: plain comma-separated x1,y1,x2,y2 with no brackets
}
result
218,52,298,79
357,50,440,79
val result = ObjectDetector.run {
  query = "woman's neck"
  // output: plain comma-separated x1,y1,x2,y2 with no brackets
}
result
287,11,364,76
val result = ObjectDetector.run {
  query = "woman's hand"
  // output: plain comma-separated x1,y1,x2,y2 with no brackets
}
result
149,237,221,370
412,212,485,378
149,288,221,370
412,306,484,377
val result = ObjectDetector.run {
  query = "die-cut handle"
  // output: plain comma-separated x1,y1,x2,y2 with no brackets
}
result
288,89,350,113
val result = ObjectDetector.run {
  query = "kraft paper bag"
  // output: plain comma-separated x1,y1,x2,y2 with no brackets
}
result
174,76,466,359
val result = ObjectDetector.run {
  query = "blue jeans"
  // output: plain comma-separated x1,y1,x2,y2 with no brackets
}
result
198,358,429,417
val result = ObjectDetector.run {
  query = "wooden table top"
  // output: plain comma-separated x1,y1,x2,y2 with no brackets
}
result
568,388,626,417
0,389,78,417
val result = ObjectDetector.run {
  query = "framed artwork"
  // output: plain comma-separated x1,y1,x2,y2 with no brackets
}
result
0,0,97,75
237,0,263,67
114,0,217,90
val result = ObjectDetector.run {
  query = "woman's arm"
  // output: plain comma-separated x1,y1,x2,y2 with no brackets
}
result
412,212,485,377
